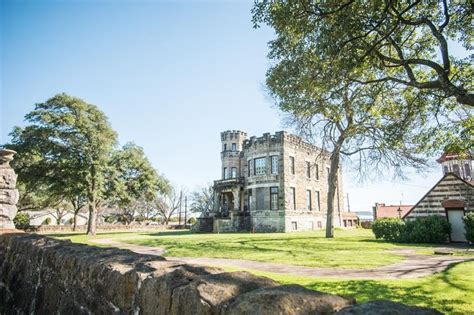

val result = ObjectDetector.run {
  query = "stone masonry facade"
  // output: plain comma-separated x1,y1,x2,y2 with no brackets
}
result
208,130,356,233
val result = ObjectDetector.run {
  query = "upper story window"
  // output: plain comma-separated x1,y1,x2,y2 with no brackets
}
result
270,187,279,210
290,187,296,210
290,156,295,175
306,189,312,210
443,165,449,174
223,143,227,151
231,167,237,178
223,167,227,179
254,157,266,175
248,160,251,177
315,191,320,211
271,156,279,174
315,164,319,180
453,164,461,177
232,143,237,151
465,163,471,178
326,167,330,177
306,161,311,178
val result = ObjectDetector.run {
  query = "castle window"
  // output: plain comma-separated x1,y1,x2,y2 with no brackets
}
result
290,187,296,210
291,221,297,231
248,189,252,211
465,163,471,178
223,167,227,179
223,143,227,151
315,164,319,180
254,157,266,175
231,167,237,178
315,191,320,211
306,162,311,178
290,156,295,175
453,164,460,177
270,187,279,210
443,165,449,174
271,156,279,174
306,190,312,210
232,143,236,151
248,160,251,177
256,188,265,210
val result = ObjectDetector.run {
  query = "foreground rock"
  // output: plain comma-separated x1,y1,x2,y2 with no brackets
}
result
0,233,441,314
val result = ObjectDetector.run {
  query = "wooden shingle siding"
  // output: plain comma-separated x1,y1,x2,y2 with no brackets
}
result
404,173,474,220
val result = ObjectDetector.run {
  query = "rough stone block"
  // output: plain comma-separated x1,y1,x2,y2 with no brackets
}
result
0,204,17,228
0,189,19,205
222,284,355,314
0,168,17,189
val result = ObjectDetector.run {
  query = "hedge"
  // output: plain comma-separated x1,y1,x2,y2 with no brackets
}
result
372,216,450,243
463,213,474,243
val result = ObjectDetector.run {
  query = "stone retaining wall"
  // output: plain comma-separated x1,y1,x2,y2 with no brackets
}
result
0,233,440,314
30,224,183,233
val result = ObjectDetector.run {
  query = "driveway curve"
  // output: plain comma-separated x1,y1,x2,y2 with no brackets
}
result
93,239,473,280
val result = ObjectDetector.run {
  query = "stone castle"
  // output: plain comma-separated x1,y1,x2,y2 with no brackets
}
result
198,130,358,233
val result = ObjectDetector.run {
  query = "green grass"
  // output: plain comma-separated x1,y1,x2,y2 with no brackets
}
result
51,229,447,269
243,261,474,315
50,229,474,314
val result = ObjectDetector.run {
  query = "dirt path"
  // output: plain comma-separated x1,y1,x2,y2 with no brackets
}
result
93,239,473,280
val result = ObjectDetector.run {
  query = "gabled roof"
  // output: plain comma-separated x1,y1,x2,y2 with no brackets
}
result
436,152,472,163
402,172,474,219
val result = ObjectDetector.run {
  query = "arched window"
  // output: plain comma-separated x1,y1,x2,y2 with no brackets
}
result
443,165,449,174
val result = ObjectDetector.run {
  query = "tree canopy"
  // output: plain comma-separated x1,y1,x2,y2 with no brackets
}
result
253,1,473,154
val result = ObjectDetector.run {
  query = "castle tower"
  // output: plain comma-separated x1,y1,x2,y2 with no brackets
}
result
220,130,247,180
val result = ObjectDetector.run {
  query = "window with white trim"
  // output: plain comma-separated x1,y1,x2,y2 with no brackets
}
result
271,156,279,174
254,157,266,175
270,187,279,210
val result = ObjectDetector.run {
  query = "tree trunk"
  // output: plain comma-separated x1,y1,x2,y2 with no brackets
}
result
73,211,78,231
325,137,344,238
87,201,97,235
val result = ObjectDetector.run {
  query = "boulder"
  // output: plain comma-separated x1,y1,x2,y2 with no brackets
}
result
222,284,355,315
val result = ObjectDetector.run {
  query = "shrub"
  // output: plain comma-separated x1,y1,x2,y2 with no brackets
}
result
41,217,52,225
372,218,405,241
13,212,30,230
402,216,450,243
463,213,474,243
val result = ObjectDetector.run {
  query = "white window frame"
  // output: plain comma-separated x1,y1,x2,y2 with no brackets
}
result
254,157,266,175
271,156,279,174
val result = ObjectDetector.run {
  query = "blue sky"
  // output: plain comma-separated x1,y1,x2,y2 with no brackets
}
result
1,0,444,214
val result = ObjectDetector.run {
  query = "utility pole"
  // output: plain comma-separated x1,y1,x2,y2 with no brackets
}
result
178,190,182,227
347,193,351,212
184,196,187,228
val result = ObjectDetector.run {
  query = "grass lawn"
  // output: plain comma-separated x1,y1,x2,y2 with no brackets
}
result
51,229,473,314
245,261,474,315
52,228,443,269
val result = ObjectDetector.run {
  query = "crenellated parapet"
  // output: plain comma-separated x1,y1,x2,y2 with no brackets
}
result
0,149,19,230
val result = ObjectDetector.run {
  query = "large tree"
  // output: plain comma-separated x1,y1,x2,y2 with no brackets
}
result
253,1,473,106
8,93,117,235
252,2,439,237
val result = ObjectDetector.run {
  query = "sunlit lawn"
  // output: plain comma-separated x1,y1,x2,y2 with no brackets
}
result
246,261,474,315
51,229,473,314
51,228,447,269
